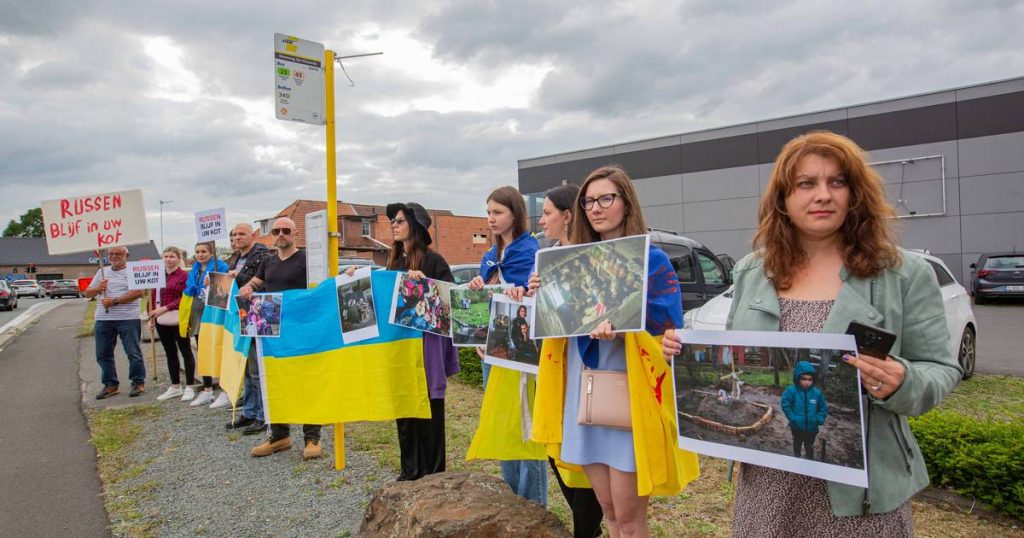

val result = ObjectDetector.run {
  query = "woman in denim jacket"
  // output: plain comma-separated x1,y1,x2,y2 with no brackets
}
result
663,131,961,535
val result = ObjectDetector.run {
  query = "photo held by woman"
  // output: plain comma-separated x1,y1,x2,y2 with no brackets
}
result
662,131,962,536
148,246,196,402
531,167,700,538
464,186,549,507
183,240,229,407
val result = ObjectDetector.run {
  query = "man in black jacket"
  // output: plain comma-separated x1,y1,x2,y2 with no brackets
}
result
224,223,273,434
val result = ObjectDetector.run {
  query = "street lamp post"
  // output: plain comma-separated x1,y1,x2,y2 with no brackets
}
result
159,200,173,251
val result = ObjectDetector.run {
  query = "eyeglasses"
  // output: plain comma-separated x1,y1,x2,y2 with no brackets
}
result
580,193,619,210
270,228,292,236
390,218,407,225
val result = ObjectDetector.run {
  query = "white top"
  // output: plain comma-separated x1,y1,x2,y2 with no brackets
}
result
89,267,141,321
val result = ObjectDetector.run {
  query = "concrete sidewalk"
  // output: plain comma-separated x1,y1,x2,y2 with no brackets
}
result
0,301,110,537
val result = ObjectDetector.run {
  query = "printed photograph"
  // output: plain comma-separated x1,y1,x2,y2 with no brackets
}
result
673,330,867,487
450,284,509,347
236,293,283,338
336,268,379,344
206,272,233,310
532,235,649,338
484,295,539,374
389,273,454,337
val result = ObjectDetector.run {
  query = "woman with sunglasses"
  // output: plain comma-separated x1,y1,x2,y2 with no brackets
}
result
466,186,547,506
183,240,228,406
366,202,459,480
531,166,697,538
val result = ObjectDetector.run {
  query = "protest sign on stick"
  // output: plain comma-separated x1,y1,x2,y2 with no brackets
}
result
126,260,166,290
41,189,150,255
194,207,228,242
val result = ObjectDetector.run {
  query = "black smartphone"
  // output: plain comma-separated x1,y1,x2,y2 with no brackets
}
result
846,320,897,358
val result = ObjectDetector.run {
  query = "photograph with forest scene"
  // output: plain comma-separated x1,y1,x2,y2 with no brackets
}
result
673,330,868,487
336,267,378,344
449,284,509,347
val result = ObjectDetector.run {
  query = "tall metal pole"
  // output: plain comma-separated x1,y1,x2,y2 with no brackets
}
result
159,200,172,251
324,48,344,471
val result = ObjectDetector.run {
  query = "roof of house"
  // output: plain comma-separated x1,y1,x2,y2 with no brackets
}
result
0,237,161,265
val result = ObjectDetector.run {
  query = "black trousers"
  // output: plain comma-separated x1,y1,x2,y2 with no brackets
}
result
270,423,322,443
396,398,446,481
791,427,818,460
155,323,196,385
548,457,604,538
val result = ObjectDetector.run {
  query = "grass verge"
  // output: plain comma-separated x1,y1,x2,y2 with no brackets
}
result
347,377,1023,537
86,403,165,537
79,300,97,337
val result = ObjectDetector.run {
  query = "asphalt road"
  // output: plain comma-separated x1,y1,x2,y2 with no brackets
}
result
972,300,1024,376
0,295,67,327
0,300,110,536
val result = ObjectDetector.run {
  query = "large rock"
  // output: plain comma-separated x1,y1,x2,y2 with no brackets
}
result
358,471,570,538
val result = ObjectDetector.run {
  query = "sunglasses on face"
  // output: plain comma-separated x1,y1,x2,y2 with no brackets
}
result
271,228,293,236
580,193,619,210
390,218,407,225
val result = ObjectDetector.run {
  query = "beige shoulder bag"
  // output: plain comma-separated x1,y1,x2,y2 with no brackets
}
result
577,368,632,431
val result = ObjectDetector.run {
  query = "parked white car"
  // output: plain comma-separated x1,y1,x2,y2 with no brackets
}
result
682,252,978,379
11,279,44,298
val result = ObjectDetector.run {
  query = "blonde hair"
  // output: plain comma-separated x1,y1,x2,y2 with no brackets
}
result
162,246,184,269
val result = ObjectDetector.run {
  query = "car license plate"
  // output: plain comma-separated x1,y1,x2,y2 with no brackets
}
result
1007,286,1024,292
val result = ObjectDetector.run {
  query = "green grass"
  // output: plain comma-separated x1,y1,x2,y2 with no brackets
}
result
451,302,490,327
87,404,165,537
934,374,1024,423
79,300,97,337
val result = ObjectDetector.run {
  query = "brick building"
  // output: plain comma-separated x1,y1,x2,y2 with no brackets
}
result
255,200,490,266
0,237,161,282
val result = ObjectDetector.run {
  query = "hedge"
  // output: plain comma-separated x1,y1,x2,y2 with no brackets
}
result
457,347,483,388
909,409,1024,519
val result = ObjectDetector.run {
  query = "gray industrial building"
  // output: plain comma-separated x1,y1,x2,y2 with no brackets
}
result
517,77,1024,283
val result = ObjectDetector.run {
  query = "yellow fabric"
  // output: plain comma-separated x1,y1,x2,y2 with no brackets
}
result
261,338,431,424
531,333,701,496
466,365,547,461
177,294,193,338
196,320,223,378
215,327,247,406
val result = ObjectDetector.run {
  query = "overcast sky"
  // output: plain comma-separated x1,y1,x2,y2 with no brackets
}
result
2,0,1023,253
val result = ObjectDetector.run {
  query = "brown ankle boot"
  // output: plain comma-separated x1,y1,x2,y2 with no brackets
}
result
302,439,323,460
251,437,291,457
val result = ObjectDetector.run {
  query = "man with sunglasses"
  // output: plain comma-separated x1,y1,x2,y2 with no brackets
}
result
238,217,323,460
84,246,147,399
224,223,271,435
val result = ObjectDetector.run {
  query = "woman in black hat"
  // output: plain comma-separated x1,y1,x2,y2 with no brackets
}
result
384,202,460,481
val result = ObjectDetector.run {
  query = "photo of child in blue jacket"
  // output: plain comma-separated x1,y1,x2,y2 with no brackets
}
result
781,360,828,460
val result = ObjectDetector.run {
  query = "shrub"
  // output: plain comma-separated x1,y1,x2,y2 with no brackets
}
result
457,347,483,387
909,409,1024,519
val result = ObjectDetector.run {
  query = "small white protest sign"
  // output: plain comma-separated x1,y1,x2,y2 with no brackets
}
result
127,260,166,290
195,207,228,242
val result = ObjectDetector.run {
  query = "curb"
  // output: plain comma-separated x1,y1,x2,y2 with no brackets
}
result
0,300,66,349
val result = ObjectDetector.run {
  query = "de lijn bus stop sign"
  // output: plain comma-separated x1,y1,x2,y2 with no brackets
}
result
274,33,325,125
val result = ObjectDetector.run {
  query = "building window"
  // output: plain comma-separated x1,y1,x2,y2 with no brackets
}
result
259,220,271,235
472,233,487,244
362,218,372,236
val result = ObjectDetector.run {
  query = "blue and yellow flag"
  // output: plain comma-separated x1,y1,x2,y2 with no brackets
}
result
196,282,251,405
257,271,431,425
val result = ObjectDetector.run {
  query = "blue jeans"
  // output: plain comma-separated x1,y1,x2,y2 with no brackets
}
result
95,319,145,387
501,459,548,507
242,344,263,422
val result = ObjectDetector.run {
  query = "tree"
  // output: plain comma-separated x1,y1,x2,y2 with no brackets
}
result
2,208,44,238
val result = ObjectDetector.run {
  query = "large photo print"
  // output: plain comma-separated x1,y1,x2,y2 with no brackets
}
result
532,234,649,338
336,267,378,344
484,295,539,374
673,330,867,488
450,284,509,347
389,273,454,337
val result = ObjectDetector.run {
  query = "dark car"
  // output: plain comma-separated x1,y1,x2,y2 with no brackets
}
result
48,279,83,299
970,252,1024,304
648,230,732,308
0,281,18,311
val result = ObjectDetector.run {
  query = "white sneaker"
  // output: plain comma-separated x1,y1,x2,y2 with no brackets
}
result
180,386,196,402
157,386,184,401
209,391,231,409
190,390,214,407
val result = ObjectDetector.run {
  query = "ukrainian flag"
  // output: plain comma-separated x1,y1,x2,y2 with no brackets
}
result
257,271,431,425
196,282,251,405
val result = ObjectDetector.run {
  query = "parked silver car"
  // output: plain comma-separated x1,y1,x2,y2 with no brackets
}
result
11,279,44,298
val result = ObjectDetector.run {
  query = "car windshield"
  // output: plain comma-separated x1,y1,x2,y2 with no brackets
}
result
984,256,1024,269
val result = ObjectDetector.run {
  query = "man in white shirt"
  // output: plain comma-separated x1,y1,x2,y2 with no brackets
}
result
84,246,146,398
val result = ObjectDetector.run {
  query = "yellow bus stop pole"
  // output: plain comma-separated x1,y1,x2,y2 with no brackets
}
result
324,48,345,471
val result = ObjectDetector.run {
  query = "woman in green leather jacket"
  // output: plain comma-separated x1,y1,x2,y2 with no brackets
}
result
663,131,961,535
